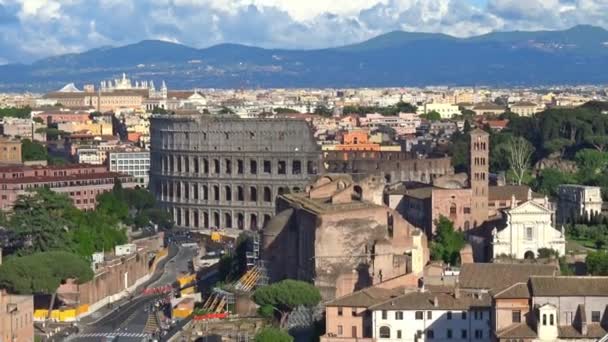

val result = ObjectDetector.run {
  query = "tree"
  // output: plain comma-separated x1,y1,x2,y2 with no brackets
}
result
507,136,534,185
253,280,321,327
0,251,93,294
586,251,608,275
430,216,466,265
533,168,578,197
21,139,48,161
575,149,608,182
151,106,168,114
254,327,293,342
421,111,441,121
313,105,332,117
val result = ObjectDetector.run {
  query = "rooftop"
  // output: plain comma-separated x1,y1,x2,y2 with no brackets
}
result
459,263,557,291
530,276,608,297
370,290,491,311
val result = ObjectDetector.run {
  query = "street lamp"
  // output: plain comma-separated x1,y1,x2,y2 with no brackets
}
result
6,303,18,342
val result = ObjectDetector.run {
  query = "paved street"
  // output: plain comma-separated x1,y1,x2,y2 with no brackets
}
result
67,243,198,342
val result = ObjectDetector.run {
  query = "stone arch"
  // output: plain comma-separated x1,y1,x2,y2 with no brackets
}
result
263,187,272,202
353,185,363,200
250,214,258,230
237,213,244,230
224,213,232,228
224,185,232,201
213,212,220,228
250,186,258,202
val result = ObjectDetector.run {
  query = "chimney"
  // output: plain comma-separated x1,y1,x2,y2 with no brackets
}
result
433,296,439,307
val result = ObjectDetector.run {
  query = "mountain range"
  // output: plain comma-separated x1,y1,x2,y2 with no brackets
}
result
2,25,608,91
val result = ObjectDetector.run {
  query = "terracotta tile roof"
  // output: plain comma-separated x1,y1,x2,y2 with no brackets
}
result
325,287,403,308
370,291,491,311
496,323,538,338
459,263,557,291
530,276,608,297
488,185,531,201
493,282,530,299
559,324,608,339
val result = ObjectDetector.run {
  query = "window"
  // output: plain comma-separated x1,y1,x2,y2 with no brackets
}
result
447,311,452,320
379,326,390,338
278,160,286,174
337,325,343,336
415,311,423,320
447,329,453,339
462,312,467,320
381,310,387,320
293,160,302,175
427,330,434,339
397,330,402,339
338,307,343,316
526,227,533,240
461,330,467,339
512,310,521,323
396,311,404,320
474,330,483,339
427,311,433,319
263,160,271,174
592,311,601,323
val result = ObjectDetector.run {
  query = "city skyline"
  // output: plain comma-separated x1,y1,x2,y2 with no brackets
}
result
2,0,608,64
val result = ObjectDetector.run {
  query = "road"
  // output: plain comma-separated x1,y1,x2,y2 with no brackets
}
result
67,244,198,342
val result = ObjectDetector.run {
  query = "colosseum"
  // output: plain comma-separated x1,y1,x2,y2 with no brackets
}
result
149,114,322,231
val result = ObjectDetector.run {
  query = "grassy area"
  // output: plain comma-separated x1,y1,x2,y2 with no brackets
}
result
567,238,597,252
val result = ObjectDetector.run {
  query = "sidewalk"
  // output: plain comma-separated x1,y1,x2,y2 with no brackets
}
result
79,244,179,325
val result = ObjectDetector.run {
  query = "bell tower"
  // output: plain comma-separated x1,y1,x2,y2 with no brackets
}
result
470,129,489,228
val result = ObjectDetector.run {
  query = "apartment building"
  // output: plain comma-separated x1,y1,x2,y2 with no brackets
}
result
108,149,150,186
0,164,136,211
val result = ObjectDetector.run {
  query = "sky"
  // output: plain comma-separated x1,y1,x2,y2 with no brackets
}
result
0,0,607,64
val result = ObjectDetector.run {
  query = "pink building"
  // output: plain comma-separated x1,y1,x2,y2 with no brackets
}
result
0,164,136,211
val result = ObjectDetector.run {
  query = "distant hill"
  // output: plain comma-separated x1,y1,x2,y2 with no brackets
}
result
2,25,608,91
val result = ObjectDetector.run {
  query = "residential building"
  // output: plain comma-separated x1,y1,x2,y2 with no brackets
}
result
0,164,136,211
0,117,45,141
370,290,491,341
556,185,603,224
472,103,506,116
494,277,608,341
419,103,461,119
0,138,22,164
263,174,429,300
0,290,34,342
108,149,150,186
492,200,566,259
149,114,322,231
324,287,403,341
509,102,543,117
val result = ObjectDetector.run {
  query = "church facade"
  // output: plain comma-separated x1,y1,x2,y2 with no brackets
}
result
492,200,566,259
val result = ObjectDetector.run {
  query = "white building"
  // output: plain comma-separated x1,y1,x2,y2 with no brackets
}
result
370,290,491,341
108,150,150,186
492,200,566,259
418,103,461,119
556,184,603,224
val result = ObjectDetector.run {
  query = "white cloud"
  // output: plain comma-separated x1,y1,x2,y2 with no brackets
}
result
1,0,608,63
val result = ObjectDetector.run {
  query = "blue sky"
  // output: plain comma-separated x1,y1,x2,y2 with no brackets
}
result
0,0,606,64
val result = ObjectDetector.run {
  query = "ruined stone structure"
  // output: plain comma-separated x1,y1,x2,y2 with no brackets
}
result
324,150,454,184
263,174,429,300
150,114,322,230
